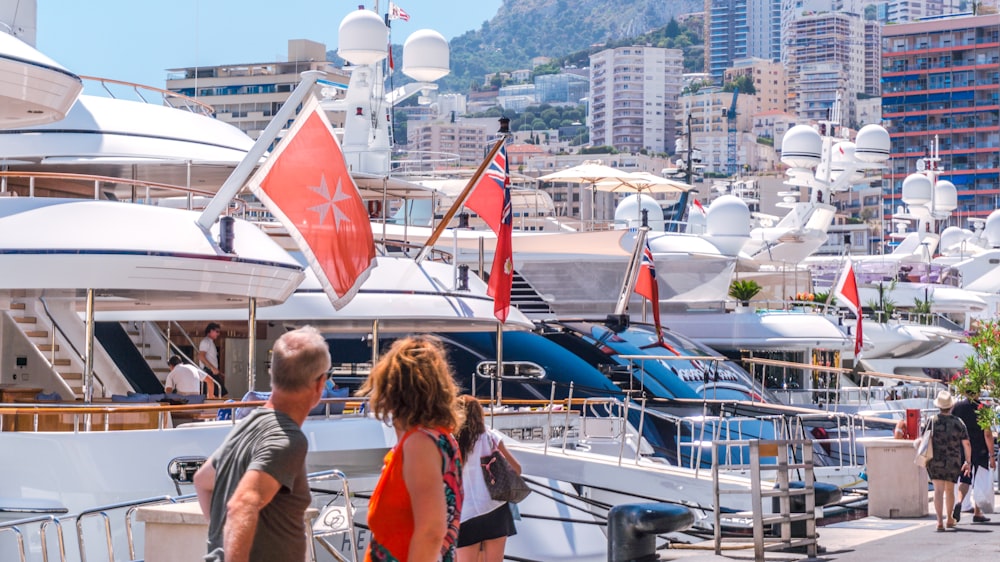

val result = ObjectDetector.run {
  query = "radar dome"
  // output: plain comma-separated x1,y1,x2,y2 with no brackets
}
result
338,10,388,65
615,194,664,230
403,30,450,82
706,195,750,238
985,209,1000,248
901,173,932,206
781,125,822,168
939,226,972,252
854,124,891,163
933,180,957,212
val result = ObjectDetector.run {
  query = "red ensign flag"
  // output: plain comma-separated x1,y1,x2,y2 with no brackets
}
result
634,239,664,345
464,140,512,322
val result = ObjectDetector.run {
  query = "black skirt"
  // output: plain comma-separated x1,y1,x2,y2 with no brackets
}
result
457,503,517,547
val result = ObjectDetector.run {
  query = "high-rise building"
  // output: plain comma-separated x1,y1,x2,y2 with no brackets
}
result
706,0,782,83
881,14,1000,219
165,40,345,139
784,11,868,124
588,46,682,154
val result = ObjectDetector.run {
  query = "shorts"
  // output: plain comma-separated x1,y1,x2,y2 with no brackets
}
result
457,504,517,548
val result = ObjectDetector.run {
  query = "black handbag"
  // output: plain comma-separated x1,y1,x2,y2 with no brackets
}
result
480,435,531,503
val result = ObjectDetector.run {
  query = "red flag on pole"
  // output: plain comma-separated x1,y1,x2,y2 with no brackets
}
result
464,140,512,322
633,239,663,344
246,96,377,310
833,258,863,356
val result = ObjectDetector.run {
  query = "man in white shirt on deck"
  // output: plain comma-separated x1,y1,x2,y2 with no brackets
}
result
198,322,227,397
165,355,215,398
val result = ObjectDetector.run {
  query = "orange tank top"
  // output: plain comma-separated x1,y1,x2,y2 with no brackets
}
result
365,427,463,562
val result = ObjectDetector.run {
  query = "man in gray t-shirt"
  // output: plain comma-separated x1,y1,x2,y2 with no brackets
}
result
194,326,331,562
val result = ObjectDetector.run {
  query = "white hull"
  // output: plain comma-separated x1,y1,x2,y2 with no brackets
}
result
0,414,394,516
0,198,304,307
0,31,81,127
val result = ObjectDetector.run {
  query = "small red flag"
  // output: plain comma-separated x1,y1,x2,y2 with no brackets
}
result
247,96,377,309
833,258,863,356
633,240,663,344
464,141,512,322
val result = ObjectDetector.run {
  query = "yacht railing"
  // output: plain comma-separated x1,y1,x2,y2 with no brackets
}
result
79,75,216,117
0,396,368,433
0,171,217,200
740,357,945,409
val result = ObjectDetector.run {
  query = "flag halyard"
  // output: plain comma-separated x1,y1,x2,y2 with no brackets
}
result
246,96,377,310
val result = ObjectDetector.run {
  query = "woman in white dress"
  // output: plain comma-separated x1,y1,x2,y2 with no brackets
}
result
454,395,520,562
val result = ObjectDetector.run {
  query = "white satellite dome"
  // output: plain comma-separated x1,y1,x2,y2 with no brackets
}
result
901,173,932,206
933,180,958,212
985,209,1000,248
615,194,664,230
338,9,389,65
781,125,822,168
939,226,972,252
854,124,891,163
706,195,750,237
403,29,450,82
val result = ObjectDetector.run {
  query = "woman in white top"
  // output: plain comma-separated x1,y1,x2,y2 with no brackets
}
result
454,395,520,562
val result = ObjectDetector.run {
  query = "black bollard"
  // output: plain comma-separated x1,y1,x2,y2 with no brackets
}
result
608,503,695,562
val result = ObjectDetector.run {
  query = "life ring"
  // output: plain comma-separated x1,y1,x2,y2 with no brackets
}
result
367,199,383,217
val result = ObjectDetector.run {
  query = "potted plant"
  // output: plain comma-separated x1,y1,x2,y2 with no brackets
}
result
729,279,762,310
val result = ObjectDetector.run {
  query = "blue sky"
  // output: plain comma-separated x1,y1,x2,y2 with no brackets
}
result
36,1,500,89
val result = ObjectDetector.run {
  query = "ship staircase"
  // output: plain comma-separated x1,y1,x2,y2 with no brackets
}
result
508,270,554,316
0,297,137,400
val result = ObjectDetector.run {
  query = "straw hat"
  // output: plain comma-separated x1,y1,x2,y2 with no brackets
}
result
934,390,955,410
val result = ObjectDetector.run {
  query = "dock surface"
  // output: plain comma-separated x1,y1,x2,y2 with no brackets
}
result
662,499,998,561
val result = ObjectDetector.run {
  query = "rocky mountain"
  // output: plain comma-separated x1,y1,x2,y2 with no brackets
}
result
441,0,705,91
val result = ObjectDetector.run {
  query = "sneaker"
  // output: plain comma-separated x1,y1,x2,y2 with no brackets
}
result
952,503,962,523
973,515,991,523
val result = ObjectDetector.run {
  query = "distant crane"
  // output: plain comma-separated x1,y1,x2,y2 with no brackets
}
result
724,86,739,176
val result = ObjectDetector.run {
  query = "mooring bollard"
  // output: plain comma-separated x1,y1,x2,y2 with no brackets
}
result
608,502,695,562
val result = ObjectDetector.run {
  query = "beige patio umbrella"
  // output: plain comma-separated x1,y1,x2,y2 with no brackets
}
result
592,171,694,194
537,162,633,228
593,171,695,228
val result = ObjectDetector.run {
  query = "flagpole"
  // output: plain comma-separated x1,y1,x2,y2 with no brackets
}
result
197,70,323,230
414,137,506,263
614,227,649,316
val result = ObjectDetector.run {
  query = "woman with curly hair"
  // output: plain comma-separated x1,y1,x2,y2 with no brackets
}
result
455,395,520,562
359,337,464,562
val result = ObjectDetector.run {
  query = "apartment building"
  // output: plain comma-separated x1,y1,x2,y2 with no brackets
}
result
706,0,782,83
406,121,489,168
724,57,788,116
881,14,1000,220
677,87,756,173
784,11,868,124
589,46,683,154
165,40,345,139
